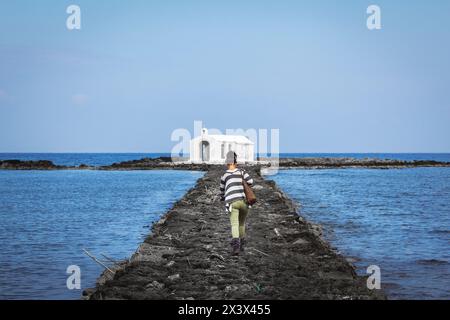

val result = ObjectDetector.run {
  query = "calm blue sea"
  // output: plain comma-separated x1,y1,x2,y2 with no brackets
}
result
0,169,203,299
0,153,449,167
0,153,449,300
276,153,450,162
272,168,450,299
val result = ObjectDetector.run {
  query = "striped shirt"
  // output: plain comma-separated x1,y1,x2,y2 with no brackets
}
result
220,168,254,206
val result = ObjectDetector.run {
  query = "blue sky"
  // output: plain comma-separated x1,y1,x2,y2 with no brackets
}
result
0,0,449,152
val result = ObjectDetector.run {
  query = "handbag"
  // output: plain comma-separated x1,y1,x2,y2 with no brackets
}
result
241,169,256,205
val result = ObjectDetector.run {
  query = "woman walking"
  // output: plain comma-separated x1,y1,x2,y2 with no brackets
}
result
220,151,254,255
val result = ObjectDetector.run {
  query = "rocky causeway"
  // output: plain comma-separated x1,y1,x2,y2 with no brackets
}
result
84,166,384,300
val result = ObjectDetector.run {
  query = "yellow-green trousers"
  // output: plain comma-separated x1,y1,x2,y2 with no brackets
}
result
229,200,249,239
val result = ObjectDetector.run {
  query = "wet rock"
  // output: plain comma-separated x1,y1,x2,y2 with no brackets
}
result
346,257,360,264
0,159,61,170
2,156,449,172
276,157,450,168
145,281,165,290
274,192,284,200
310,224,323,237
166,261,175,267
82,288,95,297
224,285,239,294
292,238,309,245
168,274,180,281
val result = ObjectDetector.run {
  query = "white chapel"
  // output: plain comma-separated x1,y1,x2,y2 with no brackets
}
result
189,128,255,164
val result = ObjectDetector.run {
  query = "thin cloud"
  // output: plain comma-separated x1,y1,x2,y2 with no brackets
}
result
0,89,6,99
71,93,88,105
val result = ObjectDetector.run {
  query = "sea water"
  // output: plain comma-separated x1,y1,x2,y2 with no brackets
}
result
0,169,203,299
272,167,450,299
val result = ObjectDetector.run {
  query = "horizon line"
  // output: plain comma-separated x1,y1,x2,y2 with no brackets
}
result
1,152,450,154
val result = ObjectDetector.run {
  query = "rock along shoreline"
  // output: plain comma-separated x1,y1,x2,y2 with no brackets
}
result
83,166,385,300
1,156,449,171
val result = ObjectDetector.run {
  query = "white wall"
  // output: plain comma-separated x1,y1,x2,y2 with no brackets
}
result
190,137,255,163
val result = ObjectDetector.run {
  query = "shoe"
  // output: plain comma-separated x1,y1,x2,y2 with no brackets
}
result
230,238,240,256
240,238,246,252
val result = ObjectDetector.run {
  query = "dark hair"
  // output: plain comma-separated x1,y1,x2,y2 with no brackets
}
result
226,150,237,165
